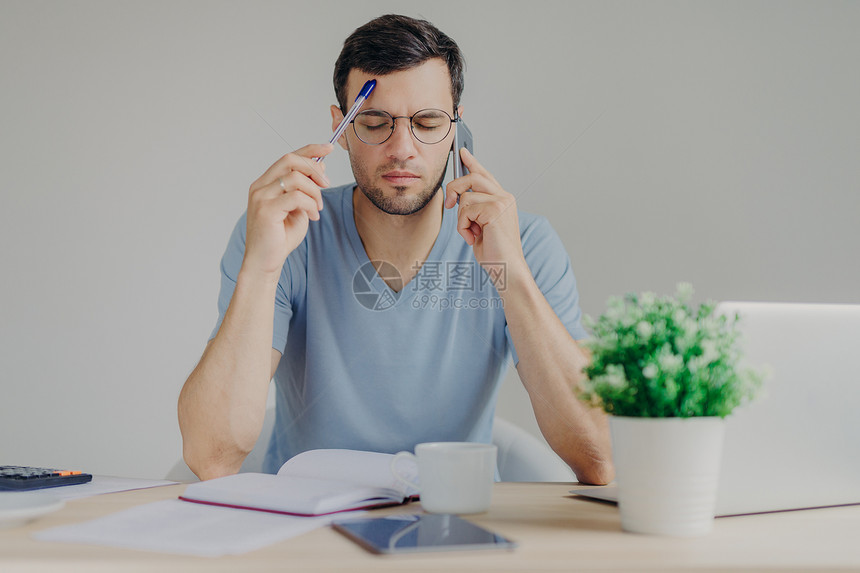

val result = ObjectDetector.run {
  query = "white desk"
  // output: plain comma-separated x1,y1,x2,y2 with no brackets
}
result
2,482,858,571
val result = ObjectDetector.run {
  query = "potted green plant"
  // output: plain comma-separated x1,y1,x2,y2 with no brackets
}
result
579,283,763,536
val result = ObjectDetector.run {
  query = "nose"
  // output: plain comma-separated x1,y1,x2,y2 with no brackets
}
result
384,117,418,162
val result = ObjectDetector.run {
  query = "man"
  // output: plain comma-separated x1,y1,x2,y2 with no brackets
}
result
178,14,613,485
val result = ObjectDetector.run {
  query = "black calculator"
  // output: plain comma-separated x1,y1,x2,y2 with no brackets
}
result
0,466,93,491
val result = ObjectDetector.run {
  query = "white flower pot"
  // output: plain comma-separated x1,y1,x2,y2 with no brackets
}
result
609,416,726,537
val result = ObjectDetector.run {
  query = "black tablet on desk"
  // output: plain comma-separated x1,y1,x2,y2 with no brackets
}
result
332,513,517,555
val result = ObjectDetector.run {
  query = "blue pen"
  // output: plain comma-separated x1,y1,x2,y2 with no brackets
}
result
315,79,376,163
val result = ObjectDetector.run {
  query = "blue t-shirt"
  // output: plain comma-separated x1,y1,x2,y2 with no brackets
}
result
210,183,586,473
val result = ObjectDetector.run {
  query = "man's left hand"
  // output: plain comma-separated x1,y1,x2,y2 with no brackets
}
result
444,148,528,278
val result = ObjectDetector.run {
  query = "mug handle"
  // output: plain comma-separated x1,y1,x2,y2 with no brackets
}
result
390,451,421,492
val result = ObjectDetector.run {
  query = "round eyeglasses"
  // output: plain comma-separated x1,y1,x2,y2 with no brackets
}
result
350,109,457,145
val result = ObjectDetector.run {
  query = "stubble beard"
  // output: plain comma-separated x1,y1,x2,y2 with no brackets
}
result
351,154,450,216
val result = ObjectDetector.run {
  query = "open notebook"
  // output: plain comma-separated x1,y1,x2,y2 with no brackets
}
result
180,449,419,517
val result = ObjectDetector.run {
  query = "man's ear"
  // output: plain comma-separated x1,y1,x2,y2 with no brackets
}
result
457,104,464,119
330,105,349,151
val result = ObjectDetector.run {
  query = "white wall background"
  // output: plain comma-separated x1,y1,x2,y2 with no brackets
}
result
1,1,857,479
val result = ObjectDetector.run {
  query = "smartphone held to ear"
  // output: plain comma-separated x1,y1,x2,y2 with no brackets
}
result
452,118,474,179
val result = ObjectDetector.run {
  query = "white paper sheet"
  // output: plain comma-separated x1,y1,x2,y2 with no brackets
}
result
33,499,361,557
15,475,176,500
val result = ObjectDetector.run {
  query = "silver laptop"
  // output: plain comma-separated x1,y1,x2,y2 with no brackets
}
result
575,301,860,517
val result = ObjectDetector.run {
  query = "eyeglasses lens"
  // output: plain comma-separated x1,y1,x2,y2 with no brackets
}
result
353,110,452,145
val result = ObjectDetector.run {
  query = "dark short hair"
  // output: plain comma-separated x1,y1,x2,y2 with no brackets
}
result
333,14,465,113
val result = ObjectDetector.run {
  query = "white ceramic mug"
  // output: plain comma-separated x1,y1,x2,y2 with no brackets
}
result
391,442,497,514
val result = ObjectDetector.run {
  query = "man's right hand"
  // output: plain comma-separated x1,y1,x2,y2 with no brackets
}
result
242,143,334,279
